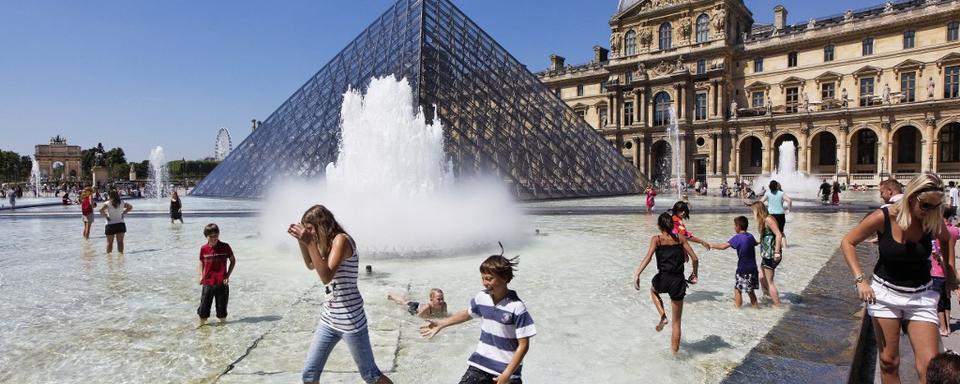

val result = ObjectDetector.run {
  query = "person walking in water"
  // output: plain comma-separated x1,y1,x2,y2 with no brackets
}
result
841,174,956,383
633,212,699,354
80,187,95,239
288,205,393,384
645,184,657,213
750,201,784,306
99,190,132,254
170,190,184,224
756,180,792,234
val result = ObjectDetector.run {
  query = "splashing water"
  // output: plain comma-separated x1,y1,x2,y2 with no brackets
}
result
754,140,824,199
263,76,522,255
31,155,41,197
147,146,168,199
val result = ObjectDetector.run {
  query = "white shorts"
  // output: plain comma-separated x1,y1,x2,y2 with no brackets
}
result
867,279,939,325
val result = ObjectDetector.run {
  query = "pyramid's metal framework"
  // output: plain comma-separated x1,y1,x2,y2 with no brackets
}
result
191,0,641,199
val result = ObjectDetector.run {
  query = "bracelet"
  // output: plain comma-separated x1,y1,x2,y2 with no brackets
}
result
854,274,865,284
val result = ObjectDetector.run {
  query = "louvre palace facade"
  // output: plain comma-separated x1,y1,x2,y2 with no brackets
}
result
537,0,960,187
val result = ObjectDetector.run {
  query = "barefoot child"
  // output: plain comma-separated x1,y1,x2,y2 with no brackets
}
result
633,212,700,354
420,255,535,384
710,216,760,309
197,223,235,325
388,288,448,318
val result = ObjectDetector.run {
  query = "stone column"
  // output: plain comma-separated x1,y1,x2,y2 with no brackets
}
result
631,135,640,169
838,124,850,177
799,127,810,174
923,117,936,172
762,130,773,174
674,84,684,119
636,88,646,126
707,82,716,118
707,133,717,175
729,134,739,177
716,82,725,119
878,123,890,175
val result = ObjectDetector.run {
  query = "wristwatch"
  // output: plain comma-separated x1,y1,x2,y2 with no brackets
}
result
854,274,865,284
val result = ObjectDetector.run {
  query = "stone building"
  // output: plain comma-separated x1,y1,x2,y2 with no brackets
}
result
35,135,82,182
537,0,960,187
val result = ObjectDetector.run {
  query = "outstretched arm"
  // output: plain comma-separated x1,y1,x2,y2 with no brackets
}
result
682,238,699,277
783,193,793,211
689,235,711,250
634,236,658,290
710,242,731,250
420,309,472,339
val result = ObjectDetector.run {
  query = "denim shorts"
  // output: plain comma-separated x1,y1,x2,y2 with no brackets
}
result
302,322,382,383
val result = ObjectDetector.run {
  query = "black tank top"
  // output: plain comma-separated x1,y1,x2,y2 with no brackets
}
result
655,237,685,276
874,207,933,287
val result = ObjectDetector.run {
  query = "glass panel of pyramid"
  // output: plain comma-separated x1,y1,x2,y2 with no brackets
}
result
191,0,641,199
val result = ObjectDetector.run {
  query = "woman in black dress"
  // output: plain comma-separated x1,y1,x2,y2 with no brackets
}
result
170,190,183,223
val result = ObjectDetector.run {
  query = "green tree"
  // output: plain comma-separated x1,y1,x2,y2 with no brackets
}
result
105,147,126,167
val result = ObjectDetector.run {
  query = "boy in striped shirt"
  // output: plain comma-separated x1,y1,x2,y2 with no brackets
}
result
421,255,536,384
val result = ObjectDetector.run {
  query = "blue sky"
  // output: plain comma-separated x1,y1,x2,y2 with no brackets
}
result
1,0,882,162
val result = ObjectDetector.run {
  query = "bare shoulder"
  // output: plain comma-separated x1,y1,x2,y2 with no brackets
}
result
333,233,353,252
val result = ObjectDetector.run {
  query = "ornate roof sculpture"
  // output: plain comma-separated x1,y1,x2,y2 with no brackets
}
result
192,0,642,200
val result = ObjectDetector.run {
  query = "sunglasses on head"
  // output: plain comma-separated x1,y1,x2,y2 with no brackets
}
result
914,196,943,211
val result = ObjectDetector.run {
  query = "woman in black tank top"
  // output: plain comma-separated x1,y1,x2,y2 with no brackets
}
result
841,174,956,383
633,212,700,354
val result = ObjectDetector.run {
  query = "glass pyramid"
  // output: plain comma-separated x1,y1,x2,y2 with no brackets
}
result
191,0,641,199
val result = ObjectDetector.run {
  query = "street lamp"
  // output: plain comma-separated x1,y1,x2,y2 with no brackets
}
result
880,156,885,177
929,154,934,174
835,158,840,181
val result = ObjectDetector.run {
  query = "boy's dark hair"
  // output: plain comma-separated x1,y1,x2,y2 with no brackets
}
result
480,255,519,283
734,216,749,231
927,352,960,384
203,223,220,237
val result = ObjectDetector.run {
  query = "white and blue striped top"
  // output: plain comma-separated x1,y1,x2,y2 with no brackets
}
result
467,290,536,379
319,234,367,333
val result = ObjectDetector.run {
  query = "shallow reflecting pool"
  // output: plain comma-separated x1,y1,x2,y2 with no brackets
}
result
0,195,864,383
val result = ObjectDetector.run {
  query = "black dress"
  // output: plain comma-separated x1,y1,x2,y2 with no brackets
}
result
651,240,688,301
170,198,182,220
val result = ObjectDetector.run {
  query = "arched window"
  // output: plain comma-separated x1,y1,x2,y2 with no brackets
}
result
659,22,672,50
696,14,710,43
654,92,672,126
624,30,637,56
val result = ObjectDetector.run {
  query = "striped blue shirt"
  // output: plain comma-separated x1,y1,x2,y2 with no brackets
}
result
467,290,536,379
319,235,367,333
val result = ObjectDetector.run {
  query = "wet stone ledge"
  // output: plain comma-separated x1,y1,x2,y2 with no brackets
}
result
722,243,878,383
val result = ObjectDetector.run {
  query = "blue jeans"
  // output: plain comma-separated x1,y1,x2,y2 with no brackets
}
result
302,322,382,383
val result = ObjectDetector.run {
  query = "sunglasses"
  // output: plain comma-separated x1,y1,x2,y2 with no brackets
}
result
914,196,943,211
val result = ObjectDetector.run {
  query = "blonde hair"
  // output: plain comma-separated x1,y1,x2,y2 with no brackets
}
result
429,288,443,299
81,187,93,199
892,174,946,234
300,205,346,258
750,201,770,235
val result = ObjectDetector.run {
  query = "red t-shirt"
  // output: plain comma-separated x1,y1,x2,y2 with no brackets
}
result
199,241,233,286
81,197,93,215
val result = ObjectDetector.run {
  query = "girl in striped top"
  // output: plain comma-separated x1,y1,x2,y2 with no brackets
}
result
289,205,393,384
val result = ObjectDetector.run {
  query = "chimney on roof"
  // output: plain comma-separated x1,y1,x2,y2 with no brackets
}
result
593,46,609,63
550,54,566,71
774,5,788,30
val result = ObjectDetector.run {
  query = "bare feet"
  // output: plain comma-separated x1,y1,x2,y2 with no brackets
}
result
941,329,950,337
655,316,668,332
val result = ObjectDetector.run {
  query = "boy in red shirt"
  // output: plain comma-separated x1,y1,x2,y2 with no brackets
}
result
197,223,236,325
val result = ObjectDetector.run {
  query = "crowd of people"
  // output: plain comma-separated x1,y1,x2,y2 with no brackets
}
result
45,172,960,383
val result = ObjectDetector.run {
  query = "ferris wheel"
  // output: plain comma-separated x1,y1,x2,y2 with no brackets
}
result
215,128,233,161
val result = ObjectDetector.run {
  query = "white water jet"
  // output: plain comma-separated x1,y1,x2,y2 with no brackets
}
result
263,76,522,255
754,140,824,199
147,146,168,199
30,155,41,197
667,106,682,200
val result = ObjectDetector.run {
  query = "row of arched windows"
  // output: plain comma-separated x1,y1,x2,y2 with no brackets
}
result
621,14,712,56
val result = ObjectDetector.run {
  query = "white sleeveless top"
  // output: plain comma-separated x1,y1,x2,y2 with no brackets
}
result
319,234,367,333
104,202,126,224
